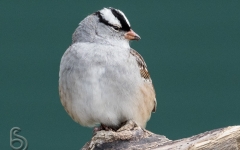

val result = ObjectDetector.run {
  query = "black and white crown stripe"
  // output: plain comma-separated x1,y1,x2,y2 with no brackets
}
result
94,7,131,31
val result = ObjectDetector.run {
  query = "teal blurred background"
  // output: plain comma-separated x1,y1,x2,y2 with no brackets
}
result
1,1,240,149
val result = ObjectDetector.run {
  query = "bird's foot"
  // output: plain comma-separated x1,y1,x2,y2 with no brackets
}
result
93,120,139,135
93,126,102,135
101,124,114,131
117,120,139,132
93,124,114,135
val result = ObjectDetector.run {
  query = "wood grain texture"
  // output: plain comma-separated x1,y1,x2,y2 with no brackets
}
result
81,126,240,150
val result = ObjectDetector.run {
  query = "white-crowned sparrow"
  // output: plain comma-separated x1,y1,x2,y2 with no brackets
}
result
59,7,156,130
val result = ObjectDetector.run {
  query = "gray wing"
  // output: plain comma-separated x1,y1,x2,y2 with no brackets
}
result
130,48,157,112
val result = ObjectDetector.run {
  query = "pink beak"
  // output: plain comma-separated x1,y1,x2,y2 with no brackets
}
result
124,29,141,40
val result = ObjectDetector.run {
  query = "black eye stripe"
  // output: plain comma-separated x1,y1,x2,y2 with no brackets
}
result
94,8,131,32
95,11,120,31
110,8,131,31
112,26,120,31
95,11,114,28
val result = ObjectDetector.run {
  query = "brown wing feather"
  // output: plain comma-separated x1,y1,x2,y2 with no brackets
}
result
130,48,157,112
130,49,151,82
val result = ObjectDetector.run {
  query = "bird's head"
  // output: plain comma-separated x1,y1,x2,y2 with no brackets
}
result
72,7,140,46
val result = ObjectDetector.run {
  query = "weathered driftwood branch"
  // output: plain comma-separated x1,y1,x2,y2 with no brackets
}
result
81,125,240,150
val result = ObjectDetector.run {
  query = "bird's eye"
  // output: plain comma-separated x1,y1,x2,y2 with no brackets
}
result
112,26,120,31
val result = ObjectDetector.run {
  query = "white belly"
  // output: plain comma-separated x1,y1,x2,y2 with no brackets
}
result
59,43,143,127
